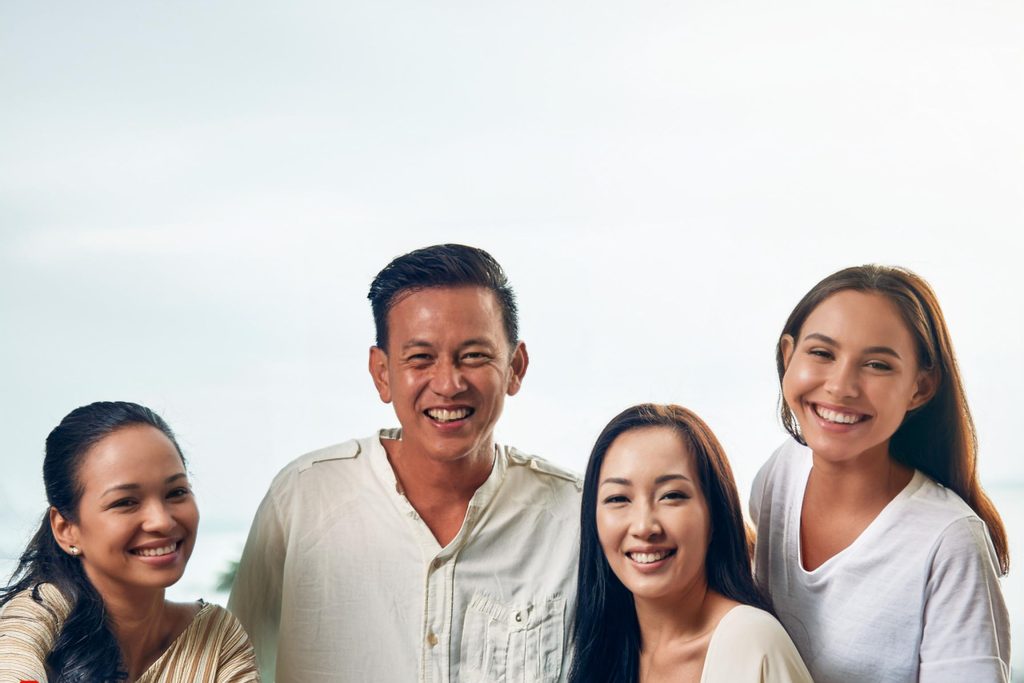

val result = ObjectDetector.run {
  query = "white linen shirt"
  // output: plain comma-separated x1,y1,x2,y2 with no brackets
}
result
229,429,582,683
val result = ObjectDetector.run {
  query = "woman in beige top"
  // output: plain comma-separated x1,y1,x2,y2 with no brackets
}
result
0,401,257,682
569,404,812,683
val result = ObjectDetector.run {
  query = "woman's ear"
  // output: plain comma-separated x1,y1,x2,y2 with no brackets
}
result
50,506,79,554
780,334,796,371
909,369,939,411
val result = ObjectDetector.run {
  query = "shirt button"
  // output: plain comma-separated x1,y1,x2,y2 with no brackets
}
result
514,611,523,623
427,631,439,647
432,558,443,570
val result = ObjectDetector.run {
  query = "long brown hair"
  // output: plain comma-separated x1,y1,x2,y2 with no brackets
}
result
776,265,1009,574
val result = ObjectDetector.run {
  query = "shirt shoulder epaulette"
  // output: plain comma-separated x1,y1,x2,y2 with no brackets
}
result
506,447,583,491
295,439,362,472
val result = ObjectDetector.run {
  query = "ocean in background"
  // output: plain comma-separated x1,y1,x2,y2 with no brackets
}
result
3,485,1022,680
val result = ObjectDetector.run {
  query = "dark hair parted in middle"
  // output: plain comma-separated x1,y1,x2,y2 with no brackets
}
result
367,243,519,350
570,403,772,683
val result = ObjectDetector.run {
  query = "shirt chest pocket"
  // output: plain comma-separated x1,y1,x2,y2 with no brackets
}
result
459,591,565,683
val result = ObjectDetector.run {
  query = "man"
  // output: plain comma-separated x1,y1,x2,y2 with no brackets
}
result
229,244,582,682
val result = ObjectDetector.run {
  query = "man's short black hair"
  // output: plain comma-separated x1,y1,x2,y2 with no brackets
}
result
368,244,519,350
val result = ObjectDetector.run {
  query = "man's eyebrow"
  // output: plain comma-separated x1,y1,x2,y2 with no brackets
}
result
460,339,497,348
100,473,187,497
400,339,434,351
803,333,901,358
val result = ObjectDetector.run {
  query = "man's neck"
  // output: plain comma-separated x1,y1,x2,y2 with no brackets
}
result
382,436,495,547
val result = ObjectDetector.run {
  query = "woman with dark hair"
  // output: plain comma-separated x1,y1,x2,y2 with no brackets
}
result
571,403,811,683
0,401,257,682
751,265,1010,682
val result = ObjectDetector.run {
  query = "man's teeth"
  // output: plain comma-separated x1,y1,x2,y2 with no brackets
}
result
629,550,673,564
133,543,177,557
426,408,471,422
814,405,864,424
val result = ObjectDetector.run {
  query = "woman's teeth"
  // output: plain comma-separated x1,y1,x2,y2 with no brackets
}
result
814,405,864,424
628,550,674,564
133,543,177,557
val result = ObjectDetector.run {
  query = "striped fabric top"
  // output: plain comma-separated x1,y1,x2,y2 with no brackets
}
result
0,583,259,682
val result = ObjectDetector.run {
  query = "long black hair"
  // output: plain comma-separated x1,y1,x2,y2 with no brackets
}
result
569,403,771,683
777,265,1008,574
0,401,184,682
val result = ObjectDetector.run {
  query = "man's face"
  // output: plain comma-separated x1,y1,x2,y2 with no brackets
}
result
369,286,528,465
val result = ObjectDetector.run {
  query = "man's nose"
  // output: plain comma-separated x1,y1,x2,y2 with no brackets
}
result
430,357,468,396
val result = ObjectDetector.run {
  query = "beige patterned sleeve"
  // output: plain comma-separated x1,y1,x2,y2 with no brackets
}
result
0,584,72,683
213,607,260,682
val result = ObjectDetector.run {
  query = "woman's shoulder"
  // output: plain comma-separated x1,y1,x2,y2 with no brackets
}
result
184,600,250,641
0,582,72,622
712,605,792,644
703,606,813,683
750,439,810,518
141,601,258,682
0,583,74,682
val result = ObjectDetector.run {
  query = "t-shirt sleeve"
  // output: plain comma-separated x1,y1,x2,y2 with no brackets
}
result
228,485,288,683
0,584,72,683
918,516,1011,683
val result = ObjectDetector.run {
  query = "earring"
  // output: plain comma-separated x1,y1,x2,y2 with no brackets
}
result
69,546,81,556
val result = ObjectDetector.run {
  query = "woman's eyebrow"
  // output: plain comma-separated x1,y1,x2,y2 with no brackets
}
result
804,332,901,359
101,473,187,496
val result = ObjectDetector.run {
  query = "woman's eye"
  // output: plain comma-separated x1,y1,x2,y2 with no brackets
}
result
808,348,833,359
865,361,892,371
168,487,192,499
110,499,136,509
662,491,690,501
602,495,629,504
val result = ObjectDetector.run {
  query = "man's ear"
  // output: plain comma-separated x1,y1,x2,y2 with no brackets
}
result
506,342,529,397
368,346,392,404
909,369,939,411
50,506,79,554
780,334,796,371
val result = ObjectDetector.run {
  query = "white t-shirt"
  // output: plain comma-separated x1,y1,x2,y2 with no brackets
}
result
229,429,582,683
749,439,1011,683
700,605,813,683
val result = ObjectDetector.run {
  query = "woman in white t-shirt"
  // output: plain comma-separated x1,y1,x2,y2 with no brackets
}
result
571,403,812,683
750,265,1011,683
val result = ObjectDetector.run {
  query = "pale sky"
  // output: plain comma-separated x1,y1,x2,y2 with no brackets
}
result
1,0,1021,668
